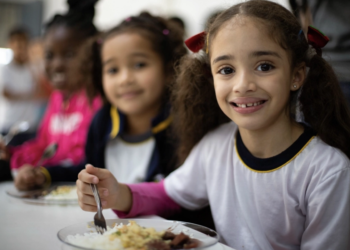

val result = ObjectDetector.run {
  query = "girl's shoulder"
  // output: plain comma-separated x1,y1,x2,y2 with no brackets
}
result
301,135,350,179
195,122,238,150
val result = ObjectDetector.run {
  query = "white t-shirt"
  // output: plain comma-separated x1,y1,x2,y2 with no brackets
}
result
165,122,350,250
0,62,39,132
105,134,155,183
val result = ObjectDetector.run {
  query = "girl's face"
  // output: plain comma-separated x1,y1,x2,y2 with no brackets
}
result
210,16,303,132
102,33,166,117
44,26,83,94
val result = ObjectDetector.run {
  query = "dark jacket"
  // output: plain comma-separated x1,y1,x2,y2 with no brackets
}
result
46,104,178,182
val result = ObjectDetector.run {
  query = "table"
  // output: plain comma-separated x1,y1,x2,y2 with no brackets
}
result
0,181,235,250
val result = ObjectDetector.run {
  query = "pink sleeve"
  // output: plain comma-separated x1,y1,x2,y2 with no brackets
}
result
114,180,181,218
10,94,55,169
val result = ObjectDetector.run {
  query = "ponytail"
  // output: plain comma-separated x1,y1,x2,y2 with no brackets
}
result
299,55,350,158
171,54,229,164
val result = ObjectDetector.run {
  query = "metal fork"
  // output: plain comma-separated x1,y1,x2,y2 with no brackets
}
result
90,184,107,234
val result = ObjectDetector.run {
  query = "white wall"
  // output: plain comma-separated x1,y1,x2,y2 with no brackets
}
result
43,0,290,38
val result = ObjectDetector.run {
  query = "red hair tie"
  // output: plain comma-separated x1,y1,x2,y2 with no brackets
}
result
307,26,329,56
185,31,206,53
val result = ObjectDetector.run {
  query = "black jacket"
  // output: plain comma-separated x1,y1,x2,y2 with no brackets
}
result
47,104,178,182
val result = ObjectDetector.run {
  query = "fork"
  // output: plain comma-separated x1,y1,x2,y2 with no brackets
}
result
90,184,107,234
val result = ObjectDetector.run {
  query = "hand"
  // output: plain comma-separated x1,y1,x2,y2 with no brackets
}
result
76,164,132,212
0,141,10,161
14,165,46,190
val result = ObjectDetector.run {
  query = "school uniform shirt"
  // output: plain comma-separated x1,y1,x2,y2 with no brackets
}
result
105,132,156,183
45,104,178,183
10,90,102,172
164,122,350,250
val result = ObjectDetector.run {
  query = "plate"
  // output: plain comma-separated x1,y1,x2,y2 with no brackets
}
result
57,218,219,250
6,182,78,205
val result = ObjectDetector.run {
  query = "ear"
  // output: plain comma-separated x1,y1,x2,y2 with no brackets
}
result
290,63,306,91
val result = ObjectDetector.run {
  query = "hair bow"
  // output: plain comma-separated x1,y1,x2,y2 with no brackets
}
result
307,26,329,56
185,31,206,53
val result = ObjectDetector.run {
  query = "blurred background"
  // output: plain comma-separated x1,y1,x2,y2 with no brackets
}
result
0,0,290,65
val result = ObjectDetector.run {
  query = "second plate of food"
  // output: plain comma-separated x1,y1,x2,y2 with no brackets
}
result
6,182,78,205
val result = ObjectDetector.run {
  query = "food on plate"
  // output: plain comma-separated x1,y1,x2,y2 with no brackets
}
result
66,220,200,250
43,185,77,200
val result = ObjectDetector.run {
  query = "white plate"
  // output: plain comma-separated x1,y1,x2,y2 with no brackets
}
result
6,182,78,205
57,218,219,250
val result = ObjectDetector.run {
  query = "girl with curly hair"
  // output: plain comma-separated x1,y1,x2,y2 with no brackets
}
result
12,0,102,190
77,1,350,249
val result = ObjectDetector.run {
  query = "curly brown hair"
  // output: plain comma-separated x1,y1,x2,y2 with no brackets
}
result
172,0,350,163
82,12,187,105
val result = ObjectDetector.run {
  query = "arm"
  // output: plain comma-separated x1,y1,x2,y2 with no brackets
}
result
114,181,181,218
301,167,350,249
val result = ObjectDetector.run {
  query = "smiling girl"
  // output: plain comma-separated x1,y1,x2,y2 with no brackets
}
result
11,0,102,190
77,1,350,249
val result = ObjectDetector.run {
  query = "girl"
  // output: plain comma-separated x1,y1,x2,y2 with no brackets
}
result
77,1,350,249
43,12,187,186
12,0,102,190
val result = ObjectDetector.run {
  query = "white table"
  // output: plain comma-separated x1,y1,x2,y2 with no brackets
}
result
0,181,234,250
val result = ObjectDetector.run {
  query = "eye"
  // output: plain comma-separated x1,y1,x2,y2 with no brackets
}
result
65,51,75,59
45,51,53,60
257,63,274,72
106,67,118,74
134,62,147,69
218,67,234,75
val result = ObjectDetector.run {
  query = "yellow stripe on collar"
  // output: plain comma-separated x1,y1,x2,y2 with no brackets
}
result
110,106,120,138
152,115,173,134
235,136,315,173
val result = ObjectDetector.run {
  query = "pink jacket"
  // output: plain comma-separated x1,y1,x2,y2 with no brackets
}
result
11,90,102,169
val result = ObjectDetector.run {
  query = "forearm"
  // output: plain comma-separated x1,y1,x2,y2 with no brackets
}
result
114,181,181,218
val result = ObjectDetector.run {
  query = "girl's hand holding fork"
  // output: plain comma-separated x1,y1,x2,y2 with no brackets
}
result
76,164,132,212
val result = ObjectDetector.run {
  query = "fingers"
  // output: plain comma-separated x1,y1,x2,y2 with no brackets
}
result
78,168,99,185
76,182,109,211
85,164,113,181
15,166,37,190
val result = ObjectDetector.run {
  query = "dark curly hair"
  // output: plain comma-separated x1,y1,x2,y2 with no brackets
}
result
173,0,350,163
83,12,187,105
44,0,99,102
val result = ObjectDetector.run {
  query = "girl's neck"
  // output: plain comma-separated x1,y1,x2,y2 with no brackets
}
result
239,118,304,159
125,105,161,135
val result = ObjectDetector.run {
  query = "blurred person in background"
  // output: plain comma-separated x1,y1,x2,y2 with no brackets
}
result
0,27,40,146
10,0,102,190
290,0,350,106
28,38,54,122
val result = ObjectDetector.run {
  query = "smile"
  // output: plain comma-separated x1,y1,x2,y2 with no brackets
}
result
230,100,266,114
233,101,265,108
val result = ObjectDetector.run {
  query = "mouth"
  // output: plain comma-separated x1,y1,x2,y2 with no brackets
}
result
229,99,267,114
51,73,66,86
230,100,266,108
117,90,143,99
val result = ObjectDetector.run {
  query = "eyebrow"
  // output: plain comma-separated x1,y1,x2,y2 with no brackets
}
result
103,52,150,66
212,55,234,65
251,51,281,59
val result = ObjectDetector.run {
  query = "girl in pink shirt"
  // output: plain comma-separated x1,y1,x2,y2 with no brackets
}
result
12,0,101,190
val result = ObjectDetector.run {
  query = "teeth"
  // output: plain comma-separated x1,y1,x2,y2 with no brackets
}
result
237,101,263,108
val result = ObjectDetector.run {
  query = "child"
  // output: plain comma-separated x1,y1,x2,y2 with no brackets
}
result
11,0,102,190
40,12,187,186
77,1,350,249
0,27,39,145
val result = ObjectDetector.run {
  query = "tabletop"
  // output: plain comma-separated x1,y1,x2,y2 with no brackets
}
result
0,181,235,250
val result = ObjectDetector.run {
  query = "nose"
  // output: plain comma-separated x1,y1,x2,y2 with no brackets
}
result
232,69,256,93
51,56,65,72
119,68,134,86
